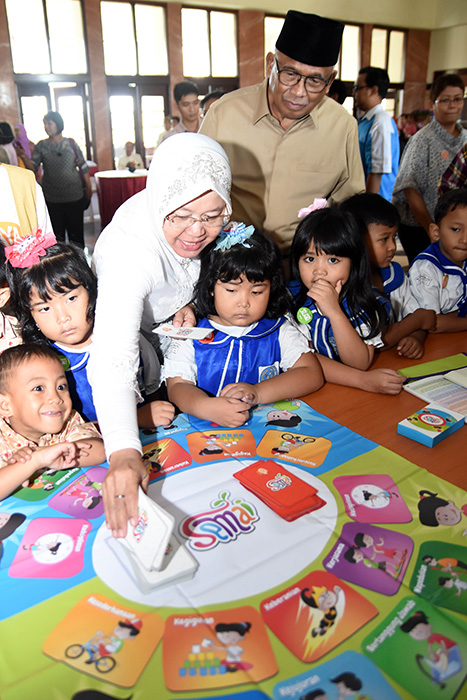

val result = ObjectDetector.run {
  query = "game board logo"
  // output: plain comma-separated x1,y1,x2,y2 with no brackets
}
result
179,490,259,552
267,473,292,491
132,509,149,542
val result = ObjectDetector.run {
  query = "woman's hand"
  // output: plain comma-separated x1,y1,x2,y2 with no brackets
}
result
103,448,149,538
173,304,196,328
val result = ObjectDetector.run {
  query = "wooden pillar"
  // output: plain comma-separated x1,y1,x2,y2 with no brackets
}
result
82,0,113,170
166,3,183,114
403,29,431,113
0,0,19,125
238,10,265,88
361,24,373,69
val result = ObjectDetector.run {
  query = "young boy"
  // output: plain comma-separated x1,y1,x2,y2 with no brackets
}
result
409,188,467,333
342,193,436,358
0,344,105,500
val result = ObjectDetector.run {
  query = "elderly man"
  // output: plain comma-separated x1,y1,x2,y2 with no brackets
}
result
200,11,364,249
117,142,144,170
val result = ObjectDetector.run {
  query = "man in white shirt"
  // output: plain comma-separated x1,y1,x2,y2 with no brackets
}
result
117,142,145,170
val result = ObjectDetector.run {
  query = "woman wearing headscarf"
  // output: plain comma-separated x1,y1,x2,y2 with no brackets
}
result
29,111,91,248
88,133,232,536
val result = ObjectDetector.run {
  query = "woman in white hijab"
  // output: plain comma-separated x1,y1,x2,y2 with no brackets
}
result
89,133,232,536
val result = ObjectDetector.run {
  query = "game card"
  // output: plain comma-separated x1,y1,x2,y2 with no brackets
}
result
261,570,378,663
14,466,81,502
410,541,467,615
323,522,413,595
186,429,257,463
43,592,164,687
363,595,467,700
142,438,192,479
257,430,331,468
163,606,277,692
273,649,402,699
333,474,412,523
48,466,106,518
9,517,92,578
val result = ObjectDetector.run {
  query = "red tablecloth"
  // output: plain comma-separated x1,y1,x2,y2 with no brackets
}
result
95,170,147,229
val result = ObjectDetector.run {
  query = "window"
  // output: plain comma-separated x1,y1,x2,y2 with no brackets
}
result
371,28,405,84
338,24,360,82
181,8,237,79
101,1,168,76
264,15,284,58
6,0,86,74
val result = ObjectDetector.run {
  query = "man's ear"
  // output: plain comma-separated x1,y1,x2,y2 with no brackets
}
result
0,393,12,418
325,71,338,96
265,52,275,78
0,286,11,309
429,222,440,241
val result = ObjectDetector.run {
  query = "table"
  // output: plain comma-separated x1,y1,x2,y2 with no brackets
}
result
306,332,467,490
94,169,147,229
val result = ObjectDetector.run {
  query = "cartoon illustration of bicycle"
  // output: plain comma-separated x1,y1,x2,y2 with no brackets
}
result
65,635,116,673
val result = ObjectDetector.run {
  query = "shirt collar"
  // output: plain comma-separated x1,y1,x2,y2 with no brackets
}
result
252,78,322,129
360,103,384,121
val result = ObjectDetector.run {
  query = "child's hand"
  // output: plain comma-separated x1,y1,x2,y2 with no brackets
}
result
412,308,437,332
397,336,424,359
172,304,196,328
307,279,342,316
220,383,258,404
4,446,37,465
210,396,250,427
362,368,404,395
37,442,89,471
139,400,175,428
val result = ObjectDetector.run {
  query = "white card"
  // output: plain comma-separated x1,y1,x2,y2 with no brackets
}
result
119,488,174,571
152,324,213,340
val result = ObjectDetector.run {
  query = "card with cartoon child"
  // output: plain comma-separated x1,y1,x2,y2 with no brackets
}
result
261,570,378,663
162,605,277,692
333,474,412,523
13,466,82,501
43,593,164,687
186,429,257,464
363,595,467,699
48,466,106,518
272,649,402,699
323,522,412,595
410,541,467,615
142,438,192,479
256,430,331,468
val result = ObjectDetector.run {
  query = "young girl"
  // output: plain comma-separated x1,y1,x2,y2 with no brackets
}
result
290,205,385,371
165,225,323,427
6,234,174,428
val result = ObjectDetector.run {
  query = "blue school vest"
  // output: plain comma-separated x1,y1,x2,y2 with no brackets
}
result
375,261,407,323
52,345,96,422
193,317,285,397
288,281,369,361
411,242,467,317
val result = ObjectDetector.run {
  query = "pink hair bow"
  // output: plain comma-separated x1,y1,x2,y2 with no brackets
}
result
5,229,57,268
298,198,327,219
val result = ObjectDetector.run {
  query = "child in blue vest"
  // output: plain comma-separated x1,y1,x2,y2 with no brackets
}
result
341,193,436,358
289,204,385,371
6,235,174,427
165,224,323,427
409,188,467,332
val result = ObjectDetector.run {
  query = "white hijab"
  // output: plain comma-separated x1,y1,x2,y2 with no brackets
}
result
94,133,232,323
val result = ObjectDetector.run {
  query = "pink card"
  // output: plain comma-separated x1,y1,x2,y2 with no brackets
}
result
333,474,412,523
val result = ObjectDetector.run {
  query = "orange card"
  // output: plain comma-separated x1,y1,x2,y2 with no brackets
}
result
163,606,277,691
43,593,164,687
261,570,378,663
257,430,331,468
186,429,257,464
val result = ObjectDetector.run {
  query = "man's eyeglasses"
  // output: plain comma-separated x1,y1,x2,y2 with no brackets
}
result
435,96,464,106
164,213,230,230
352,84,367,93
274,59,333,94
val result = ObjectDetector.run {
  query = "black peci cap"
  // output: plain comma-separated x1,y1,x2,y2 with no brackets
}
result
276,11,344,67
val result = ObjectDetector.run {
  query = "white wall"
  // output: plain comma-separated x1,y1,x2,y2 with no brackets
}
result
428,24,467,78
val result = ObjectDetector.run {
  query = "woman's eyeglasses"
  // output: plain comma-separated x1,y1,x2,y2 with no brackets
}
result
164,213,230,230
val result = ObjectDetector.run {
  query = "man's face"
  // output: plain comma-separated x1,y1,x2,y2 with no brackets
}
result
177,93,200,124
354,72,371,112
124,142,134,156
266,50,335,123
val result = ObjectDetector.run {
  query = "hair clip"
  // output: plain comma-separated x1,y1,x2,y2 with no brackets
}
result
298,198,327,218
5,229,57,268
214,221,255,251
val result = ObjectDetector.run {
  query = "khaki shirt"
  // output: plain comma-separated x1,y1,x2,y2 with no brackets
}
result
200,79,365,248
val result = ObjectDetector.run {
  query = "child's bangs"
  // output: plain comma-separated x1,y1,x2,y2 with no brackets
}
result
310,222,352,258
26,263,80,301
217,248,270,284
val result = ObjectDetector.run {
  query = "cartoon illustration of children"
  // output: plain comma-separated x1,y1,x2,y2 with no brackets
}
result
400,610,462,677
265,410,302,428
418,490,467,535
301,584,342,638
201,621,252,672
0,511,26,561
300,691,328,700
199,436,224,456
362,489,398,504
439,575,467,597
423,555,467,573
23,534,63,555
354,532,406,567
343,546,399,578
83,618,142,664
331,671,371,699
